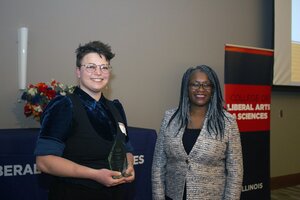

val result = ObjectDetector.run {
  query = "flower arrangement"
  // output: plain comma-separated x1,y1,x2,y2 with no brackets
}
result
21,79,75,121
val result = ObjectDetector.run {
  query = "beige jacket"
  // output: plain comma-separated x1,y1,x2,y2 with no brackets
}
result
152,108,243,200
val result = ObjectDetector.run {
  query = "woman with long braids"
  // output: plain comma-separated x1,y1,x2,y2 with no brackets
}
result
152,65,243,200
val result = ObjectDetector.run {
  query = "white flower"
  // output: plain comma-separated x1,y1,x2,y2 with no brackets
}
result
28,87,38,96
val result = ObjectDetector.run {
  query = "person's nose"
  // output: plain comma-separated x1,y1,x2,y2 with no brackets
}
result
94,66,103,74
197,84,206,91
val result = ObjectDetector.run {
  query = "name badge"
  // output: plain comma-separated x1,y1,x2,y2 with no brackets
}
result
118,122,127,136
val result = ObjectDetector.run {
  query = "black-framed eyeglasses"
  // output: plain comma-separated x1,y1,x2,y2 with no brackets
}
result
189,82,212,91
81,63,112,74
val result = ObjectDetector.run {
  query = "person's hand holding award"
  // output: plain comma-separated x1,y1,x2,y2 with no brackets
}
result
108,122,132,179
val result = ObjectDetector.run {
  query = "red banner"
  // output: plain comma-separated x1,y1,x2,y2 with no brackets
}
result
225,84,271,132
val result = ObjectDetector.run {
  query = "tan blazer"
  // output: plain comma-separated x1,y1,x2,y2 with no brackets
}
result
152,108,243,200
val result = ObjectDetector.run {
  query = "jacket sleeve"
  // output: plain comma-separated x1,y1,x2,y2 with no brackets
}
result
224,117,243,200
151,111,170,200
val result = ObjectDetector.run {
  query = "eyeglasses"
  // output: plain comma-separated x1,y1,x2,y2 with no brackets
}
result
189,82,212,91
81,63,112,74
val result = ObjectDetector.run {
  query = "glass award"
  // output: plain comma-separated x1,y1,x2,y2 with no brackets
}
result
108,138,128,179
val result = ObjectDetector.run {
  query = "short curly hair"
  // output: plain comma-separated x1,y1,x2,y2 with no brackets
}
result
75,41,115,67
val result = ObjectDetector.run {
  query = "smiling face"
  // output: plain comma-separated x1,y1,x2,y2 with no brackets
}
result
76,52,110,100
188,70,213,108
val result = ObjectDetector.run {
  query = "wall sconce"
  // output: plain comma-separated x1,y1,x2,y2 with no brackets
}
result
18,27,28,90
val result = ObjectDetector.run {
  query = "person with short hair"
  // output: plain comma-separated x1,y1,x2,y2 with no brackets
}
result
35,41,135,200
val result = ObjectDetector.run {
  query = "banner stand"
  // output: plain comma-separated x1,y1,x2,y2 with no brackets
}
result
224,44,273,200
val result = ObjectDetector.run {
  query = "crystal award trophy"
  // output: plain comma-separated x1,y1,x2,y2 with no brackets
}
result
108,138,128,179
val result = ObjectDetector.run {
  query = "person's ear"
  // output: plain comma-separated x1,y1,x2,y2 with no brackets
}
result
76,67,81,78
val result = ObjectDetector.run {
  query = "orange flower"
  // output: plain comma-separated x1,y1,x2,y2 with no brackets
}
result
36,82,48,94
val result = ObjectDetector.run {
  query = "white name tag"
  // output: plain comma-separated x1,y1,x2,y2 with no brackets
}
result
118,122,127,136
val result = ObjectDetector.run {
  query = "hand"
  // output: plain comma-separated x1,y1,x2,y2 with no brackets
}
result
123,164,135,183
93,168,126,187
